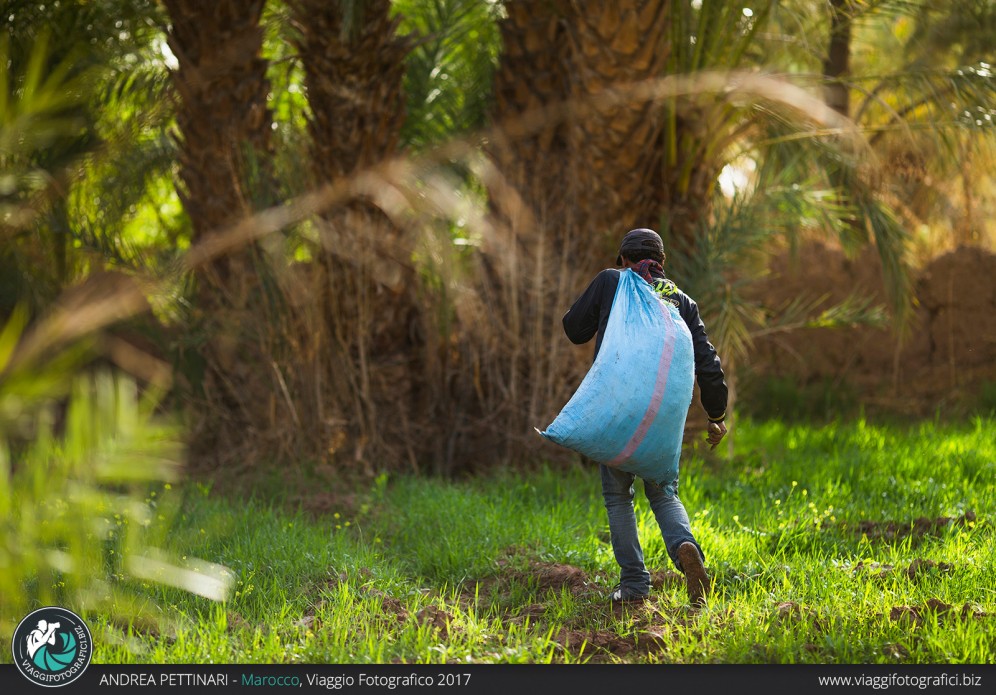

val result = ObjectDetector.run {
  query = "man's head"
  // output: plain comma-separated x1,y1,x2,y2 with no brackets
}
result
616,228,665,266
36,620,47,632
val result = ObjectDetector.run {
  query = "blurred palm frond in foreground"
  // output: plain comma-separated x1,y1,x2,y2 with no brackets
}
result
0,303,232,642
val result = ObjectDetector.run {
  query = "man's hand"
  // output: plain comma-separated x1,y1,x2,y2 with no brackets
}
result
707,421,727,450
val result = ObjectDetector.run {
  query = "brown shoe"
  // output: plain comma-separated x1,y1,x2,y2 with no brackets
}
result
677,542,710,607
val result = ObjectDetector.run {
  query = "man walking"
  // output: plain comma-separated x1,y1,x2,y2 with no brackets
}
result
562,228,728,606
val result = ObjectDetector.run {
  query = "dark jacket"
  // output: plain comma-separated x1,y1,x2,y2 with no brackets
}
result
562,267,728,422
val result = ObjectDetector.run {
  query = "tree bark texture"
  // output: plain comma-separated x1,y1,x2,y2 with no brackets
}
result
164,0,272,241
491,0,671,267
823,0,852,118
289,0,420,470
163,0,275,466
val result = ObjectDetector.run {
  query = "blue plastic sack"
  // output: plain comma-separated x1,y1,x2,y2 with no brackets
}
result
538,269,695,490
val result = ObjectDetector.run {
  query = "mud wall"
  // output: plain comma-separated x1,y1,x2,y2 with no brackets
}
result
745,244,996,415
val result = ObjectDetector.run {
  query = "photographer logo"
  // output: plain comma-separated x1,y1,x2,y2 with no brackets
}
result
12,607,92,687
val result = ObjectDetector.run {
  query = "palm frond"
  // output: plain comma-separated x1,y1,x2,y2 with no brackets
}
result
0,307,231,627
663,168,894,366
852,188,915,329
2,0,172,284
394,0,502,150
753,291,888,339
903,0,996,67
855,63,996,148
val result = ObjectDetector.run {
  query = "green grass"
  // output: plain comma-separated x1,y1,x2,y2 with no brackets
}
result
90,417,995,664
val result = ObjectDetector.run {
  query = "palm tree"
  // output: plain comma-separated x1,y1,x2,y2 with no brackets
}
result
163,0,272,250
848,0,996,250
1,0,167,314
491,0,671,266
658,0,776,249
804,0,996,320
285,0,415,468
289,0,408,183
162,0,275,463
670,0,996,420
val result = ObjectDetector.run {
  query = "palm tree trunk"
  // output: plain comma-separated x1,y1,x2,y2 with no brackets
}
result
567,1,671,243
291,0,407,181
164,0,272,242
823,0,853,118
163,0,274,465
491,0,671,265
289,0,416,469
660,113,722,252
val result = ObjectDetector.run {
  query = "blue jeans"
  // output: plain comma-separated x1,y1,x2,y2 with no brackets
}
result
600,463,704,597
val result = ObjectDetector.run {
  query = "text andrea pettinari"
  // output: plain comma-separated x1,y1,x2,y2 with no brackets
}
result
99,673,229,686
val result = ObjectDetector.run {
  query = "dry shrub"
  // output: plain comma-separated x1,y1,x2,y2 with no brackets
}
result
181,156,597,478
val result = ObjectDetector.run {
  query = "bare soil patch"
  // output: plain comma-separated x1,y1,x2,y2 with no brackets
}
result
556,628,635,658
506,603,547,624
531,562,593,593
851,558,955,580
378,596,410,624
849,511,977,539
888,600,989,625
416,606,454,637
469,546,601,601
905,558,954,580
773,601,826,632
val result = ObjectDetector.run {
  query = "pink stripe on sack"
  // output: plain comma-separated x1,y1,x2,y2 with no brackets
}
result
609,302,675,466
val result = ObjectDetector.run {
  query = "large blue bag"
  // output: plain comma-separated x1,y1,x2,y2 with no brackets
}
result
538,269,695,491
